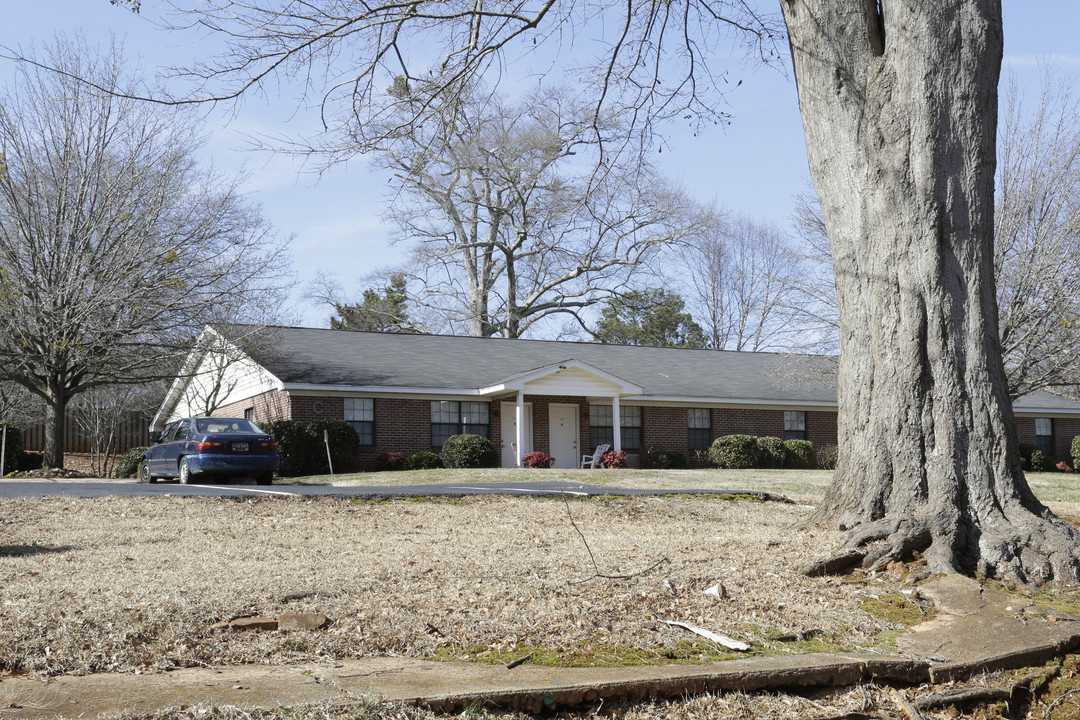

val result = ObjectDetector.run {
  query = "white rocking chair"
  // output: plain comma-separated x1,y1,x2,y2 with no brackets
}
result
580,443,611,469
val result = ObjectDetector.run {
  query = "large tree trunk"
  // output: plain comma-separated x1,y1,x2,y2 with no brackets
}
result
782,0,1080,585
43,391,68,470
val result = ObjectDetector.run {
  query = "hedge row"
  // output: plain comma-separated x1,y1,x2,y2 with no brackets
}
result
375,434,500,471
708,435,819,470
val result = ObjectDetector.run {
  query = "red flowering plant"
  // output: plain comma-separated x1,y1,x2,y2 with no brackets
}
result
601,450,628,468
522,451,556,469
376,452,407,471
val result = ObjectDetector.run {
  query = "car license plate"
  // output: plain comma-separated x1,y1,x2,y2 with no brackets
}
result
232,442,249,452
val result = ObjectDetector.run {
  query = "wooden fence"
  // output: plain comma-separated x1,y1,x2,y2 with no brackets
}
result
21,412,153,454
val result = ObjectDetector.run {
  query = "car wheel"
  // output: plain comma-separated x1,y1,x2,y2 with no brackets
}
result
256,473,273,486
178,457,192,485
139,460,157,484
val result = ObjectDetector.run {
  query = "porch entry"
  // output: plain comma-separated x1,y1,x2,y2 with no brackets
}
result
548,403,580,470
500,402,533,468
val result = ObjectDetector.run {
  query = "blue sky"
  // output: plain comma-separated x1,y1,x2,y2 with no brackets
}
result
3,2,1078,328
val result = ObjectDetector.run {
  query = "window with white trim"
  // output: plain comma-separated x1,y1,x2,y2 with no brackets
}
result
589,405,642,452
687,408,711,452
1035,418,1054,456
430,401,489,448
345,398,375,446
784,411,807,441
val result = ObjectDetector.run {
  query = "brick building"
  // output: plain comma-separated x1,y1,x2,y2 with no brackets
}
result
153,326,1080,470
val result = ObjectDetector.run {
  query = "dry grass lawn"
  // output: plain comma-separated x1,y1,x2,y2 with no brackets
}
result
4,469,1080,719
1,494,904,679
298,467,837,503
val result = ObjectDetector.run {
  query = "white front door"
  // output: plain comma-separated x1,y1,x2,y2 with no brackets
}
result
548,403,580,469
500,402,533,467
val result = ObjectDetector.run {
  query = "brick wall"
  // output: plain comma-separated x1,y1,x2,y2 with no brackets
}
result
807,411,838,450
214,390,291,425
1017,416,1080,461
642,406,689,451
198,389,1080,471
291,396,434,471
713,408,785,439
365,399,431,469
643,407,839,453
489,399,842,464
1063,419,1080,460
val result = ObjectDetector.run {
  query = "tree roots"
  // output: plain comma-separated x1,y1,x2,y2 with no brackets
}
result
801,507,1080,586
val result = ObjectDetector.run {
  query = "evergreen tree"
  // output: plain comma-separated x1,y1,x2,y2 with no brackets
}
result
593,290,706,348
331,274,413,333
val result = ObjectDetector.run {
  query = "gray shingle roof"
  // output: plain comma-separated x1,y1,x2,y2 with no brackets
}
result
254,327,839,404
250,326,1080,412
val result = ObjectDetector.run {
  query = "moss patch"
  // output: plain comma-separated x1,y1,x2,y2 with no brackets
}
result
858,593,925,626
981,578,1080,618
424,641,748,668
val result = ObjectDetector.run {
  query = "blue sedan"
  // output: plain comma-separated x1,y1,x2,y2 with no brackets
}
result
140,417,279,485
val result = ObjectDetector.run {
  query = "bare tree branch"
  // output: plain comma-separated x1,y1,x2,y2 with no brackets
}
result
0,36,294,467
361,82,705,336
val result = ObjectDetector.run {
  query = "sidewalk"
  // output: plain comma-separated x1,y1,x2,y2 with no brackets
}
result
2,576,1079,718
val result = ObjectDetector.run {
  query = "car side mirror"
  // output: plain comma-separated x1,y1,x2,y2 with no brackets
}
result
149,432,162,444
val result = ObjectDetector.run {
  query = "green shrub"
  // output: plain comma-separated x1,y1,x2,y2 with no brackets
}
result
640,448,687,470
115,446,149,479
308,419,359,474
708,435,760,469
260,419,317,477
440,434,499,469
405,451,443,470
756,436,788,468
784,439,816,469
0,421,25,474
1072,436,1080,469
1030,449,1049,472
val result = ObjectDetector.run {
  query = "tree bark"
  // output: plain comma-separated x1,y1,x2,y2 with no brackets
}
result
782,0,1080,584
43,391,68,470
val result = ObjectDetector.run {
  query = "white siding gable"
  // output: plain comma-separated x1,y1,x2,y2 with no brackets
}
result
523,366,620,396
170,350,283,421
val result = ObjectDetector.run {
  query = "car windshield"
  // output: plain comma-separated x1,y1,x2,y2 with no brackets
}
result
195,418,263,434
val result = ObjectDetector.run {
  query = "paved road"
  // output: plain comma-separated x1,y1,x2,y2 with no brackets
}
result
0,478,772,500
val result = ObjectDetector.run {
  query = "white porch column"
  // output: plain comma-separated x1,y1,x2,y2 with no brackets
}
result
612,394,622,452
515,392,525,467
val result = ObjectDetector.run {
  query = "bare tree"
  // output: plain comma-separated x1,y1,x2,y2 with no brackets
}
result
0,37,293,468
788,192,840,354
69,382,164,477
679,212,812,352
0,382,39,430
132,0,1080,581
370,83,702,337
996,70,1080,400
